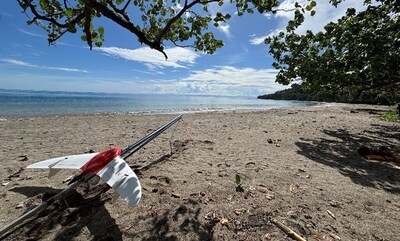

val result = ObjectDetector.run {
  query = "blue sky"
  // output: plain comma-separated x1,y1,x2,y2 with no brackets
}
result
0,1,364,96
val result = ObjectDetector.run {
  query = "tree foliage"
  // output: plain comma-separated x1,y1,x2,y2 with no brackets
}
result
17,0,283,59
266,0,400,105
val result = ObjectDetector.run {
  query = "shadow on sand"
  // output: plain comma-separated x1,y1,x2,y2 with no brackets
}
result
296,124,400,193
124,199,214,241
7,184,122,241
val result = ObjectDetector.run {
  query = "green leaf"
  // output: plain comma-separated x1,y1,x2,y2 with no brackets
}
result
65,9,73,17
98,26,104,35
39,0,49,9
81,35,87,41
66,23,77,33
21,2,28,10
235,174,241,186
95,41,102,48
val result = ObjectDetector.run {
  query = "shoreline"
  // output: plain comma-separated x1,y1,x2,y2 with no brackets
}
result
0,101,372,120
1,103,399,240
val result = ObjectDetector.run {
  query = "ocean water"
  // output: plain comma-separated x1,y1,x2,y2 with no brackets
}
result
0,89,316,117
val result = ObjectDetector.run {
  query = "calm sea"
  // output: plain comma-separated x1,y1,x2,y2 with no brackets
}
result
0,89,316,117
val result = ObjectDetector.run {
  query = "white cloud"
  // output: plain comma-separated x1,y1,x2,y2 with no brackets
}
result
170,66,287,96
84,66,286,96
1,59,36,67
249,29,283,45
0,58,88,73
97,46,201,69
218,22,231,38
184,66,278,85
17,29,42,37
250,0,366,45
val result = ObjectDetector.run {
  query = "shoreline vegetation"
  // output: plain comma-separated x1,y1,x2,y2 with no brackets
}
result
1,103,399,240
257,84,399,106
257,84,400,121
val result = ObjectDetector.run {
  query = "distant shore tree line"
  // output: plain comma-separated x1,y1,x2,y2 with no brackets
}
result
257,83,400,106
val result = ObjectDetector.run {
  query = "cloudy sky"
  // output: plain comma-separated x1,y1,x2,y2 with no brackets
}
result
0,1,364,96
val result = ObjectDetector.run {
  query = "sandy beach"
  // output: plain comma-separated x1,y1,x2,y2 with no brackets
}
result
0,103,399,241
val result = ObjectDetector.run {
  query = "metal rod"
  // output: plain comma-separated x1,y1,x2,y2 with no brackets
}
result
121,114,182,159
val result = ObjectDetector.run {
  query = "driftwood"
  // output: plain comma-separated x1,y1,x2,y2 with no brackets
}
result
271,218,307,241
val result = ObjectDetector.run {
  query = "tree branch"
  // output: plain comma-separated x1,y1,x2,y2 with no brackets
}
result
106,0,131,22
156,0,219,44
82,0,167,58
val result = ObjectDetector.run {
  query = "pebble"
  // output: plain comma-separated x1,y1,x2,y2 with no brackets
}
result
16,202,24,209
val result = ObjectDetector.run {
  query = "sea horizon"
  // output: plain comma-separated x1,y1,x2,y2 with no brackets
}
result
0,88,318,118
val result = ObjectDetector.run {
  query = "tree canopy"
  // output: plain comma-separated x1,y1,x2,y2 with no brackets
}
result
266,0,400,105
17,0,287,59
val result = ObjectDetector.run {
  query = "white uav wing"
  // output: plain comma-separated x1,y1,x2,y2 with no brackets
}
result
97,156,142,207
26,148,142,208
27,153,98,177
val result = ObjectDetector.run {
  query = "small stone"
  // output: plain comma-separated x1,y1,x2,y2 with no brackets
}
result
16,202,24,209
171,193,181,199
1,182,9,186
265,193,275,200
287,211,298,219
220,218,229,225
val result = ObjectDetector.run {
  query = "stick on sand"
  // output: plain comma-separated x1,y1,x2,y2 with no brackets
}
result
271,218,307,241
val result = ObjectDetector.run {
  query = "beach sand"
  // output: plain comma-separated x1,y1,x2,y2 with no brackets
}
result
0,103,399,240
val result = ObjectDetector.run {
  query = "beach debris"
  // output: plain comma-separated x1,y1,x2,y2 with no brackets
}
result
62,175,75,184
15,202,24,209
7,168,24,179
265,193,275,200
0,115,183,238
204,212,220,223
326,210,336,220
171,193,181,199
287,211,298,219
263,232,272,240
267,139,282,145
220,218,229,226
245,161,256,167
329,233,341,240
234,208,247,215
289,183,299,193
18,155,28,162
329,201,341,208
1,182,9,186
271,218,307,241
